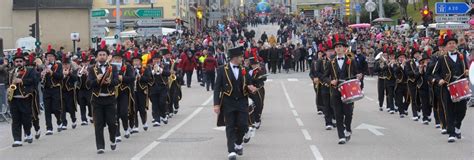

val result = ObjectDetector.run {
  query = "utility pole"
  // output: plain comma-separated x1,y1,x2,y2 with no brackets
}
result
378,0,385,18
115,0,121,44
35,0,40,53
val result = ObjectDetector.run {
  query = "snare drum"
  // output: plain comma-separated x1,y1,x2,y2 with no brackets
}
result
447,78,472,102
338,79,364,104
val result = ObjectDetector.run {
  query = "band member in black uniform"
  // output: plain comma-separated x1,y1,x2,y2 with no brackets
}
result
9,50,35,147
394,52,409,118
311,51,334,130
164,50,181,116
322,40,362,145
76,52,92,125
249,57,267,129
24,52,41,139
374,52,388,111
41,46,64,135
433,35,468,143
149,49,171,127
111,47,135,142
132,50,152,133
418,52,432,125
87,42,119,154
214,46,258,160
428,46,447,133
60,59,78,130
405,50,422,120
385,52,397,114
354,48,368,89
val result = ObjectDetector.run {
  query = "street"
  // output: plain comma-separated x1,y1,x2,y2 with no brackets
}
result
0,70,472,160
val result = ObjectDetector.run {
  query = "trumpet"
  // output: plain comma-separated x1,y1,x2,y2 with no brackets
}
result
7,68,20,102
78,65,87,77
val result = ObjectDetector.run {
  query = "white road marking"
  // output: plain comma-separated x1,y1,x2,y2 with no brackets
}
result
355,123,386,136
365,96,374,101
131,97,211,160
295,118,304,127
280,82,295,109
291,110,299,117
310,145,325,160
213,127,226,131
201,96,213,106
266,79,273,82
288,78,299,82
301,129,312,140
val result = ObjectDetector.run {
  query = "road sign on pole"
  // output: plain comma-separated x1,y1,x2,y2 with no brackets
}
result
435,16,470,23
91,19,109,27
136,28,162,36
436,23,470,30
135,9,163,18
91,9,109,18
435,2,472,15
136,19,163,27
91,27,109,37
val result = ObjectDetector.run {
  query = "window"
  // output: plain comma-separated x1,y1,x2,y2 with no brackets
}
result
110,0,127,5
135,0,152,4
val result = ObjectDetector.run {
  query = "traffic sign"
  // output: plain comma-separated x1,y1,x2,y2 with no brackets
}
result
91,19,109,27
136,19,163,27
91,27,109,37
435,16,470,22
35,41,41,46
365,0,376,12
114,34,119,39
91,9,109,18
355,4,361,12
136,28,162,36
135,9,163,18
435,2,472,15
436,23,470,30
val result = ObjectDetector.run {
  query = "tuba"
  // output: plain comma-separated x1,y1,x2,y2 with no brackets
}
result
7,67,20,101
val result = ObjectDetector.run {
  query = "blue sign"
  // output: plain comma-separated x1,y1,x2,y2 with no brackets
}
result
355,4,361,12
435,2,471,14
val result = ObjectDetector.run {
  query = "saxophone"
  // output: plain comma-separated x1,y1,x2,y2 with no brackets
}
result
7,68,20,102
168,59,177,88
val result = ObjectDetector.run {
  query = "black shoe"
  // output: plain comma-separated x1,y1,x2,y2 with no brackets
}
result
174,110,178,114
35,131,41,139
111,143,117,151
72,123,77,129
379,107,383,111
12,143,23,147
26,138,33,144
235,147,243,156
97,149,105,154
456,133,462,139
45,130,53,135
448,136,456,143
57,127,62,132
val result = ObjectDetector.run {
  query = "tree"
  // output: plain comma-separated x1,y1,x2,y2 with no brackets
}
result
396,0,409,19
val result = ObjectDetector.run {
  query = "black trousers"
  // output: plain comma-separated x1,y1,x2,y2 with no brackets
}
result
77,89,92,122
168,84,180,113
250,89,265,123
331,89,354,139
92,96,117,150
419,88,432,121
321,91,333,126
11,97,32,141
377,79,385,108
185,71,193,87
134,91,148,127
196,68,203,83
433,86,446,129
116,90,133,136
32,92,41,132
395,84,409,115
150,90,168,122
43,87,62,131
408,83,420,117
386,85,395,111
277,60,283,72
205,71,215,91
269,61,277,73
61,90,76,126
225,111,249,153
440,88,467,137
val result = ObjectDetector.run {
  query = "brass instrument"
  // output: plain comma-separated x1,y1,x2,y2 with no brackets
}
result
77,65,87,77
7,68,20,102
168,59,177,88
